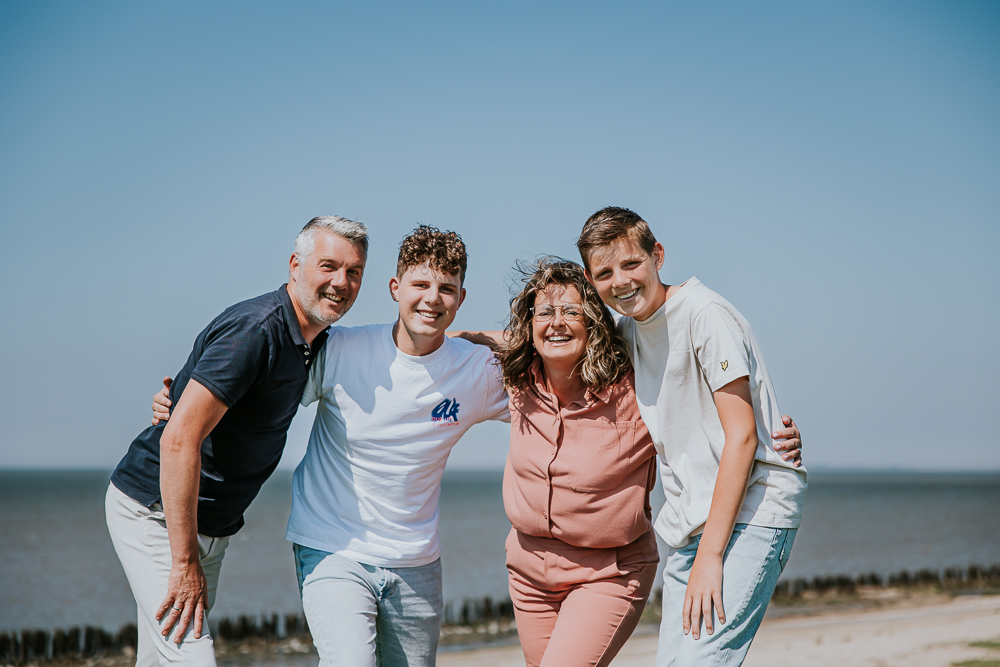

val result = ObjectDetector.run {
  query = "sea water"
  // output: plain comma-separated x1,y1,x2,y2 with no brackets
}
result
1,469,998,633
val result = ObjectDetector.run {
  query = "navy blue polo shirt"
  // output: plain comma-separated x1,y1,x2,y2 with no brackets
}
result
111,285,328,537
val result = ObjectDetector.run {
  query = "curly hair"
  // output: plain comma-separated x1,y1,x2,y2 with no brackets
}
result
396,225,468,284
498,257,631,393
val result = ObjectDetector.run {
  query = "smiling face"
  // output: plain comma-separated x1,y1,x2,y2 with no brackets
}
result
289,230,366,328
585,237,666,322
531,284,589,372
389,261,466,355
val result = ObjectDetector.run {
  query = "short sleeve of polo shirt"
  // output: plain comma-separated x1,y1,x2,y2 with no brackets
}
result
691,302,751,392
189,317,271,407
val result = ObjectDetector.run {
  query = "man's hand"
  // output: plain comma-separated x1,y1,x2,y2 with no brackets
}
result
152,377,173,425
683,551,725,640
155,560,208,643
772,415,803,467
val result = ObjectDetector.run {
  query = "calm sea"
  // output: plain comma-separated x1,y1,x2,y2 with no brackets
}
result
1,469,998,633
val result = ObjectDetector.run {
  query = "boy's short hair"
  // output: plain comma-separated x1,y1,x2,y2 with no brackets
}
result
397,225,468,284
576,206,658,271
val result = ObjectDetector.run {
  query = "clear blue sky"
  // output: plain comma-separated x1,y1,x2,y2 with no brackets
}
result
1,1,997,471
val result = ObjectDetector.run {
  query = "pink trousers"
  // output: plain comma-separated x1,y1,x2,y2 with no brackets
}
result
506,529,659,667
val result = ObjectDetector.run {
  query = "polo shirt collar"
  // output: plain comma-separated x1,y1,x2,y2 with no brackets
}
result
276,284,308,346
277,284,330,350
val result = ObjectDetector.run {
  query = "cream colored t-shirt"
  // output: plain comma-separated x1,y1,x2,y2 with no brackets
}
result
618,277,807,548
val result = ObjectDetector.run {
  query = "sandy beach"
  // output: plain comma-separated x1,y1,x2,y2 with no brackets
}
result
438,594,1000,667
8,592,996,666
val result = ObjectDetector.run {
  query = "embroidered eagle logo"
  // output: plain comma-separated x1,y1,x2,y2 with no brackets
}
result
721,360,729,371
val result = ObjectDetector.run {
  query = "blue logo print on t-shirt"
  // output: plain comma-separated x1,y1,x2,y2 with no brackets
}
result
432,398,460,427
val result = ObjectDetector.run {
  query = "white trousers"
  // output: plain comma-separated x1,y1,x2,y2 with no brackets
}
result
105,483,230,666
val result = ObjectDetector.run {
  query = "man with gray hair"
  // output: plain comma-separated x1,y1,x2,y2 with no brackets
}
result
107,216,368,666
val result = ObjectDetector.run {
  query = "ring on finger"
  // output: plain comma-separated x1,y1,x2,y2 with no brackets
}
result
172,606,183,612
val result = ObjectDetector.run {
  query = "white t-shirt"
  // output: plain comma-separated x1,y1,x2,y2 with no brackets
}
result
285,323,510,567
618,277,807,548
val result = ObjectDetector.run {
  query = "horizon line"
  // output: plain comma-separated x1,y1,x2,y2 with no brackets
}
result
2,466,1000,475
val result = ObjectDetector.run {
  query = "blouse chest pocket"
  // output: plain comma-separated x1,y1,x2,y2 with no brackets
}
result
565,420,638,494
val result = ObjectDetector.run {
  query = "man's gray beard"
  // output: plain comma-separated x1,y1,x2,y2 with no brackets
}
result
294,279,349,326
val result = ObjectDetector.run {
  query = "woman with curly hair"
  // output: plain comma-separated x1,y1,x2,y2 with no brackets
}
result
495,257,659,667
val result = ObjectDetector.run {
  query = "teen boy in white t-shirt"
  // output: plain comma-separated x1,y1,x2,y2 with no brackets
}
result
287,225,510,667
577,207,807,667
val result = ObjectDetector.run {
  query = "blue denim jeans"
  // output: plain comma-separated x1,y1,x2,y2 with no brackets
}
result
294,545,444,667
656,524,796,667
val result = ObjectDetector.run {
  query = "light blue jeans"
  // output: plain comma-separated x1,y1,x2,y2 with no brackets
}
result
294,545,444,667
656,524,796,667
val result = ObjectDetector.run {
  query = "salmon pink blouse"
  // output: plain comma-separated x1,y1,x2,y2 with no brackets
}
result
503,360,657,549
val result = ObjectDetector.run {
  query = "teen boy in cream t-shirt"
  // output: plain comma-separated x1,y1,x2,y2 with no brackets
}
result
578,207,806,667
619,278,805,548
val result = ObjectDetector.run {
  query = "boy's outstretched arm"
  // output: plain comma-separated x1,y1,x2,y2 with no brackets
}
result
447,330,506,352
683,376,757,640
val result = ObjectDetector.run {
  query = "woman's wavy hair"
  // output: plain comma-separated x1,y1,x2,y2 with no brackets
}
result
498,257,631,392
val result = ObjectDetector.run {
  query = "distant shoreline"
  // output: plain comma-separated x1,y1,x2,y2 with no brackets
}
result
3,467,1000,475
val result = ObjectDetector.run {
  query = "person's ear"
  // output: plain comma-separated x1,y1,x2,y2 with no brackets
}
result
388,276,400,302
652,242,665,271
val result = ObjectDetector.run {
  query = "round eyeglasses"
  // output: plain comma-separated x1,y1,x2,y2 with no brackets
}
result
531,304,584,322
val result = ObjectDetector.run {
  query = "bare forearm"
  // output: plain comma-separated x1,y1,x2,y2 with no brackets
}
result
152,379,228,641
698,433,756,557
159,429,202,565
699,376,759,558
447,330,506,351
682,429,756,638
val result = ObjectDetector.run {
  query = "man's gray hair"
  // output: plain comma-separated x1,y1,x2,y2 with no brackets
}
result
294,216,369,261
